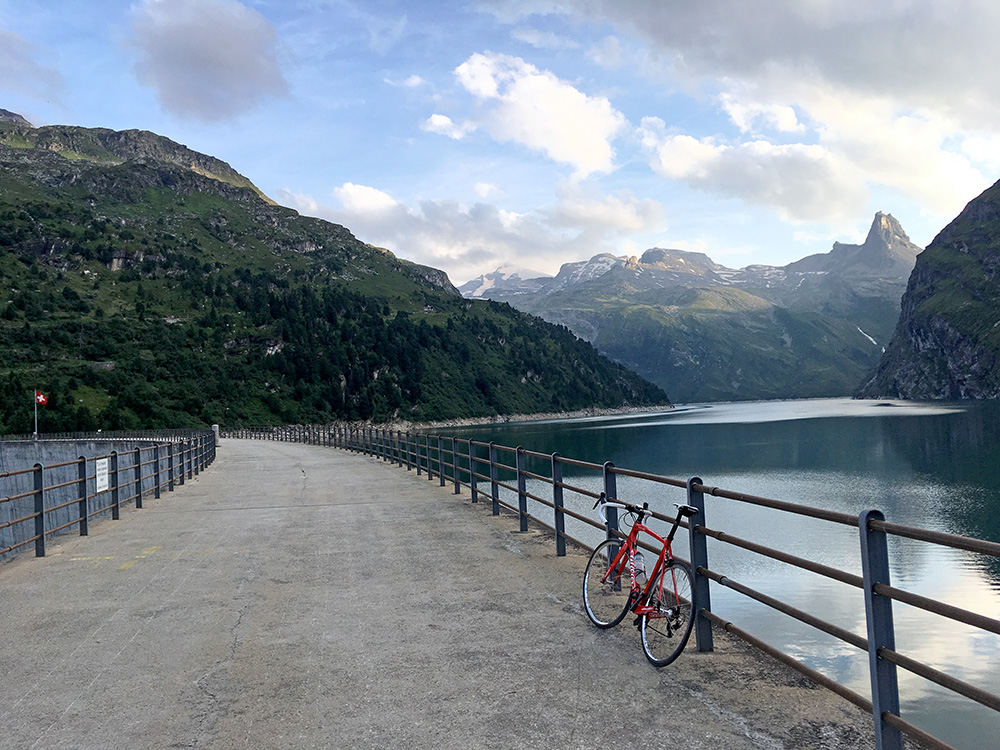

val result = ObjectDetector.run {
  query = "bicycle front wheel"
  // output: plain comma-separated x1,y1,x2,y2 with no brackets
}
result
583,538,633,628
639,559,696,667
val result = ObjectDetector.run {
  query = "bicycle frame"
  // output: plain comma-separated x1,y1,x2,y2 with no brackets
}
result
603,513,686,620
583,497,699,665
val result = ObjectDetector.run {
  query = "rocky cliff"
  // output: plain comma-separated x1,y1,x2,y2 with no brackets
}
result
0,118,270,202
857,182,1000,399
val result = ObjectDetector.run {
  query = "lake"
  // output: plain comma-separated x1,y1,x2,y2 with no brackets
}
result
445,398,1000,750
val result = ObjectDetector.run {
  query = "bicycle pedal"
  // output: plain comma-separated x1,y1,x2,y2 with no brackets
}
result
632,615,642,628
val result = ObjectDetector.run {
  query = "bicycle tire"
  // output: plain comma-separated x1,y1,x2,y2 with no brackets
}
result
639,558,696,667
583,537,634,628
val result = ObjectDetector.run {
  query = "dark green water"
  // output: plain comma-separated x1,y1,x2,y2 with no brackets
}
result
446,399,1000,750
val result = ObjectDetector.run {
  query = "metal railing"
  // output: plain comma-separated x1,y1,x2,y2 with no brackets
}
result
225,423,1000,750
1,430,217,561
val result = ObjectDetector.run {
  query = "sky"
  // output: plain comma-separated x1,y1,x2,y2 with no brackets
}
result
3,1,1000,286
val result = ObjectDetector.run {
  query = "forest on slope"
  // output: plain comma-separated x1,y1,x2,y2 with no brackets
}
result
0,119,668,432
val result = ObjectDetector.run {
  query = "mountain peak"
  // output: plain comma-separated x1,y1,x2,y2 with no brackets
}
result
867,210,910,247
0,108,33,127
639,248,720,272
0,120,273,204
786,211,921,278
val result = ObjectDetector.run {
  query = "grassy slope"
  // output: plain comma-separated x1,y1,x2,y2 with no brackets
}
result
0,135,668,431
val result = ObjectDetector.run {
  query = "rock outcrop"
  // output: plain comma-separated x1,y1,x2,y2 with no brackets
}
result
857,182,1000,399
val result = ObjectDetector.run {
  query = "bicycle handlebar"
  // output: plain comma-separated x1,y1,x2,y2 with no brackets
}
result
593,492,698,524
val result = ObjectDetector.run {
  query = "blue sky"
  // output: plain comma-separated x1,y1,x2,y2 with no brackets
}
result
3,1,999,285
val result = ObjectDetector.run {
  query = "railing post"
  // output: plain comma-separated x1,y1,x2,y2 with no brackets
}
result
516,447,528,532
469,442,479,503
602,462,618,540
426,435,434,482
33,463,45,557
859,509,903,750
187,439,194,479
153,445,161,500
111,451,120,520
135,447,143,509
78,456,89,536
416,434,423,476
686,477,714,653
167,443,175,492
177,442,186,486
438,436,446,487
551,453,565,556
453,438,461,495
489,441,500,516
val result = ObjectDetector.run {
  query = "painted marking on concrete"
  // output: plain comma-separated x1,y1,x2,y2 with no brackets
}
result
70,556,117,565
118,546,161,571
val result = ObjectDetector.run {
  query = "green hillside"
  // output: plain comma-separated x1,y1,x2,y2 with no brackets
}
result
0,121,668,432
529,283,884,402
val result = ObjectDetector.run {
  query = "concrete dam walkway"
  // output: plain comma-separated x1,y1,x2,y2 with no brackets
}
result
0,440,874,749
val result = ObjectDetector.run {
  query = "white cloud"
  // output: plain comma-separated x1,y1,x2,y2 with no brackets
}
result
385,74,425,88
420,114,477,140
332,183,401,213
0,29,65,103
960,135,1000,177
544,1,1000,228
453,52,627,178
638,117,866,224
560,0,1000,127
511,26,578,49
721,93,804,135
547,185,665,233
130,0,288,121
588,36,623,68
473,182,502,198
280,182,666,284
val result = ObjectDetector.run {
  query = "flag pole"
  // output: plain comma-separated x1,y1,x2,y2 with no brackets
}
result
34,389,38,437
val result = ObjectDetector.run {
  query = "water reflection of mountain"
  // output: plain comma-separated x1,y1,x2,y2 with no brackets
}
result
880,403,1000,586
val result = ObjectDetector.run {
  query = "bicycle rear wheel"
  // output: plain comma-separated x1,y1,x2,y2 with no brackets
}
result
639,559,696,666
583,538,633,628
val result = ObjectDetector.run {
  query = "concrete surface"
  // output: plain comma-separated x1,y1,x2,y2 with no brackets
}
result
0,440,876,749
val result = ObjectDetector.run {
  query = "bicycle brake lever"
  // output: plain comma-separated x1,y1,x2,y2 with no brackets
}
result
592,491,606,509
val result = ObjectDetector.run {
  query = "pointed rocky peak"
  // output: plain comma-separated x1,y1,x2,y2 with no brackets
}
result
786,211,922,278
0,108,33,127
860,211,921,266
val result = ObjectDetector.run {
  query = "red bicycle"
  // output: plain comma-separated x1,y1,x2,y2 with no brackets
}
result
582,493,699,667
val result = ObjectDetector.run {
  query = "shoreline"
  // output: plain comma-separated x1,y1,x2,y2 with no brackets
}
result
381,401,674,432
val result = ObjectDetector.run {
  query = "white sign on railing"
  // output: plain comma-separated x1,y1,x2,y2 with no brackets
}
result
96,458,109,492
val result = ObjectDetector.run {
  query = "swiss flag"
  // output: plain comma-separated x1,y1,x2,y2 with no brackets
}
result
35,391,47,405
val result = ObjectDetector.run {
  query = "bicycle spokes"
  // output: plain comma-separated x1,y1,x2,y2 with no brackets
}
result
639,560,696,667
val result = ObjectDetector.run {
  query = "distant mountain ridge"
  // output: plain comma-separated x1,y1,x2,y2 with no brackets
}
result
462,213,922,402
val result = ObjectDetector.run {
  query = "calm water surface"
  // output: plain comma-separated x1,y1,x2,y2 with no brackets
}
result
447,399,1000,749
